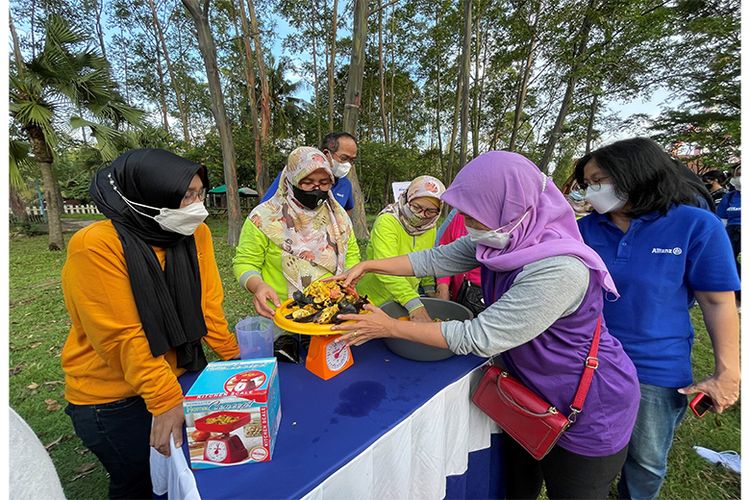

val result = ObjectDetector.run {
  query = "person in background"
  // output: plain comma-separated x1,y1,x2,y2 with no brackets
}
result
62,149,240,498
330,151,640,499
233,146,360,319
575,137,740,500
261,132,358,212
566,184,593,218
702,169,728,205
434,211,483,312
716,164,741,304
356,175,445,322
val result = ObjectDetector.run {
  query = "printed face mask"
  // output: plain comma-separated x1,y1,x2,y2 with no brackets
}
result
730,176,741,191
585,184,627,214
292,185,329,210
109,173,208,235
330,158,352,178
465,211,529,250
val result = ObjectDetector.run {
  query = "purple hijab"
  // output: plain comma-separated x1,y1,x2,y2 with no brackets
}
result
441,151,619,296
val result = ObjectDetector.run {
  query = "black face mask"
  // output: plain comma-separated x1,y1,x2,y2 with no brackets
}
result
292,185,328,210
703,183,713,190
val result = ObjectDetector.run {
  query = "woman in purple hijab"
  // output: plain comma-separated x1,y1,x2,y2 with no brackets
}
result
331,151,640,499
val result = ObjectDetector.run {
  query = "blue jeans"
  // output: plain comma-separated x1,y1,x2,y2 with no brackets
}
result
65,396,153,499
618,384,687,500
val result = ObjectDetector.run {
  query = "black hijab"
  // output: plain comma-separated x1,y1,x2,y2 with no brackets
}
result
90,149,211,372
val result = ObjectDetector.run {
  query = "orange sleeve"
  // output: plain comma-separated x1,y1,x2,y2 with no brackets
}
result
63,232,183,416
195,224,240,360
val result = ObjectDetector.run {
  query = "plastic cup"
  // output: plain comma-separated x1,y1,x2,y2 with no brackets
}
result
236,316,274,360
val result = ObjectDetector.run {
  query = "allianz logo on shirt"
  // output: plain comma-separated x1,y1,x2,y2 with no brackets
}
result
336,193,345,199
727,206,740,211
651,247,683,255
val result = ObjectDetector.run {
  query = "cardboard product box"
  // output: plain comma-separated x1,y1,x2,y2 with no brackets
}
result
184,358,281,469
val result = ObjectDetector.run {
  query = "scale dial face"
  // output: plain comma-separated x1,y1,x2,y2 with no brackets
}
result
205,439,228,462
325,338,350,371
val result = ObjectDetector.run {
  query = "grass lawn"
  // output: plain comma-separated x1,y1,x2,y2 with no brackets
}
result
9,217,740,499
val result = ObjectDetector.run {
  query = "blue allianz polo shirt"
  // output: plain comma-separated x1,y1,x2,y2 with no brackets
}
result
261,172,355,210
716,190,741,226
578,204,740,388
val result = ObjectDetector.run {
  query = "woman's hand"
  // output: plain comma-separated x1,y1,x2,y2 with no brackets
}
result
409,306,432,322
253,282,281,318
436,283,450,301
150,402,185,456
331,304,398,346
679,372,740,414
325,262,370,288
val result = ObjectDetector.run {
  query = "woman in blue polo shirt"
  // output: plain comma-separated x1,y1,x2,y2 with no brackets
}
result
575,137,740,500
716,165,741,302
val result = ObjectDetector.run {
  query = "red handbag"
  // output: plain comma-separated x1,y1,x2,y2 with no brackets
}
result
471,316,602,460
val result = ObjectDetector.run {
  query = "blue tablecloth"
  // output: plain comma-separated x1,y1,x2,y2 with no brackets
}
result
178,339,500,499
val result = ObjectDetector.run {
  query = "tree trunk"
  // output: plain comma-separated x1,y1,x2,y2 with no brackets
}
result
377,0,389,143
458,0,472,169
311,0,321,145
327,0,339,131
10,15,24,76
585,92,598,154
509,0,541,151
27,126,64,250
538,0,595,174
235,0,264,196
182,0,242,245
246,0,271,157
447,74,462,181
153,32,170,133
94,0,107,61
471,0,482,158
149,0,191,144
389,8,396,142
342,0,370,239
10,185,29,224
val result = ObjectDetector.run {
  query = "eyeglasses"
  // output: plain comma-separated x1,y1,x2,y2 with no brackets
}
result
298,178,333,190
408,202,440,217
581,177,612,192
182,188,207,203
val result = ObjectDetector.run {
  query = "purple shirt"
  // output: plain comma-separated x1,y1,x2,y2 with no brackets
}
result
483,265,640,457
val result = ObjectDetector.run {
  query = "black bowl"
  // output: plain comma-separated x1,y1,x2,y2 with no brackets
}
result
380,298,474,361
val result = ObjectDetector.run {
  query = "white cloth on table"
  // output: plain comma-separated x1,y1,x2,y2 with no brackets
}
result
9,407,66,500
301,367,499,500
151,434,201,500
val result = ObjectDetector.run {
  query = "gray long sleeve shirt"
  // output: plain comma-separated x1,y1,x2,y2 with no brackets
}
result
408,237,590,357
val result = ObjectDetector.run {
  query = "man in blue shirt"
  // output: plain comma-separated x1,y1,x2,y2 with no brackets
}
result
261,132,357,213
716,164,741,302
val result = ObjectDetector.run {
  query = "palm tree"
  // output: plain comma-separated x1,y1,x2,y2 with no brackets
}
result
9,14,142,250
264,56,306,142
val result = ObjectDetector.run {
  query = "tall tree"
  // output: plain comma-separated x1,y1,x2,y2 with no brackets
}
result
377,0,390,143
327,0,339,131
148,0,191,144
342,0,370,239
458,0,472,169
538,0,596,173
234,0,264,194
181,0,243,245
9,14,142,250
509,0,541,151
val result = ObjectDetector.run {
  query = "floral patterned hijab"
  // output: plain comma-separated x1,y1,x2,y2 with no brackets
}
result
249,147,352,296
380,175,446,236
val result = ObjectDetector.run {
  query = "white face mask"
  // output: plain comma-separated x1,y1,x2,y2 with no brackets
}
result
585,184,627,214
730,176,741,191
109,174,208,235
330,158,352,178
465,211,529,250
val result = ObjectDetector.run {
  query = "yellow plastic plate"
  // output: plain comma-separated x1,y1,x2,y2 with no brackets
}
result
272,298,370,336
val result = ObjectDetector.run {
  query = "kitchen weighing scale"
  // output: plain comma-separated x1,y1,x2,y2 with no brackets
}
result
195,411,251,464
273,298,367,380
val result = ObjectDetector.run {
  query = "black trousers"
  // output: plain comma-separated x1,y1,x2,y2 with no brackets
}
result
502,435,628,500
66,396,153,499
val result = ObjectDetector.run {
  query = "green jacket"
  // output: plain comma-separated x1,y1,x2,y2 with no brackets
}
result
232,219,361,301
357,213,435,311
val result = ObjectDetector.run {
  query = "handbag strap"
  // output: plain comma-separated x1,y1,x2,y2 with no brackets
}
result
567,315,602,423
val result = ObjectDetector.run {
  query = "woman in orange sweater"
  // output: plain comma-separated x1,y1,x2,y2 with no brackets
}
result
61,149,239,499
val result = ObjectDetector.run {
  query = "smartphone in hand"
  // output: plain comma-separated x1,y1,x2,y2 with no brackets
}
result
689,392,714,417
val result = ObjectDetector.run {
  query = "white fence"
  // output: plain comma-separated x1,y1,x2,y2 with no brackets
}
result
25,204,102,216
